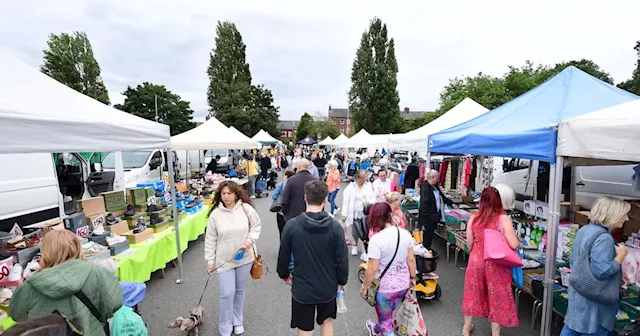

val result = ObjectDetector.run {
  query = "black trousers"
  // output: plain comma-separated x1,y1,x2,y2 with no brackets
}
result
277,213,286,240
422,218,440,250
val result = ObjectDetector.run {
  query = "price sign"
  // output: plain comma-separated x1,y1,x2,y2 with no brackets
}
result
91,215,105,234
10,223,23,238
165,193,170,201
76,225,90,237
147,196,157,206
0,257,13,284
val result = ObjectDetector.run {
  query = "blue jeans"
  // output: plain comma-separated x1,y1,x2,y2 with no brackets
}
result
327,189,339,214
560,325,612,336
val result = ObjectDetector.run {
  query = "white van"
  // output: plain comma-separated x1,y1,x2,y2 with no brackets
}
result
0,153,63,231
491,157,640,210
102,150,178,189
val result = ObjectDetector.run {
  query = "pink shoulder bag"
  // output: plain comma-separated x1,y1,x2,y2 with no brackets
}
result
483,217,523,268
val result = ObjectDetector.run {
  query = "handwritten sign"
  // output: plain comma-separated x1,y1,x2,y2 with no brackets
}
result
10,223,23,238
91,215,105,234
0,257,14,284
76,225,90,238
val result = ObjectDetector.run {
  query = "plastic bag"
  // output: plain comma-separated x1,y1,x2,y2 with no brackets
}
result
392,290,428,336
511,249,524,287
111,306,147,336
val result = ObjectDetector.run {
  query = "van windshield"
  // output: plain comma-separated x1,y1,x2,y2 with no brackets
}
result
103,151,152,169
204,150,228,158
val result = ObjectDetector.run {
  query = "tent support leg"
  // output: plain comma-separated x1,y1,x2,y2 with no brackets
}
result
539,155,564,336
570,166,576,222
167,149,184,284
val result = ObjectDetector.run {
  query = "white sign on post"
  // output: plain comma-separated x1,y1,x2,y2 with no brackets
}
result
10,223,23,238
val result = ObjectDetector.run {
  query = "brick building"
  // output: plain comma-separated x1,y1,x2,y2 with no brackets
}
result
277,120,299,144
328,105,430,134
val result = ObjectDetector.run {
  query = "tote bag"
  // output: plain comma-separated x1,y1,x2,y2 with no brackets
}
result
483,218,522,268
392,290,428,336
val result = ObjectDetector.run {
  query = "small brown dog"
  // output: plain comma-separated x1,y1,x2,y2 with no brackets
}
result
168,306,203,336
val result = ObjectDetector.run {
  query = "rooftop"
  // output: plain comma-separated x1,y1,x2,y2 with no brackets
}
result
277,120,300,130
328,105,349,118
328,105,432,120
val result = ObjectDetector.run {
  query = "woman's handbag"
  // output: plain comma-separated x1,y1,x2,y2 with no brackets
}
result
241,204,264,280
364,227,400,307
269,196,282,213
569,228,620,304
483,219,523,268
392,290,427,336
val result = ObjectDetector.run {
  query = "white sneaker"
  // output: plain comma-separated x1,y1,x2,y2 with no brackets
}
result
351,246,359,256
250,195,256,199
360,253,369,262
8,264,22,282
233,325,245,335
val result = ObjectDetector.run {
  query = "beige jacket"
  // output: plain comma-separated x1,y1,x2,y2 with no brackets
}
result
204,201,262,273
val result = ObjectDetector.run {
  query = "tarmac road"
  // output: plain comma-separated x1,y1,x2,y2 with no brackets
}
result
141,182,562,335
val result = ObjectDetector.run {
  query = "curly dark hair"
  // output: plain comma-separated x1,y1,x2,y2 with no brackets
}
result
208,180,252,216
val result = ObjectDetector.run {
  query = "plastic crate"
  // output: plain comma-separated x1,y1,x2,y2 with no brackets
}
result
447,230,457,244
621,301,640,320
553,290,568,317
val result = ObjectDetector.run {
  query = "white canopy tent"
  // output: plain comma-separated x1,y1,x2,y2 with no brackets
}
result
251,129,280,144
387,98,489,154
0,51,170,154
557,99,640,163
318,136,334,146
171,118,260,150
339,129,388,148
332,133,350,146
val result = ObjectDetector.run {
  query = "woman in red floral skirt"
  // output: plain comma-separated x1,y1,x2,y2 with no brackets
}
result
461,187,520,336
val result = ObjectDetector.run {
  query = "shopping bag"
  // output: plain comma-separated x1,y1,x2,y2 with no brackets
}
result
111,306,148,336
392,290,428,336
511,248,524,287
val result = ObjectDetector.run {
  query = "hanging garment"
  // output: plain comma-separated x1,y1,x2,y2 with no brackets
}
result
438,160,449,187
450,160,459,191
445,162,452,191
417,163,426,189
469,158,477,193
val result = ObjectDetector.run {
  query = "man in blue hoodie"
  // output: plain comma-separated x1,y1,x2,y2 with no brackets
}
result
277,180,349,336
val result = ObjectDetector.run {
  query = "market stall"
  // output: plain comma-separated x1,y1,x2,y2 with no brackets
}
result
428,66,639,336
251,129,280,145
0,52,173,330
319,136,334,146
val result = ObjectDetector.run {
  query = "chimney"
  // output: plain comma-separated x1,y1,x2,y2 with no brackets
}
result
403,107,410,113
329,104,332,110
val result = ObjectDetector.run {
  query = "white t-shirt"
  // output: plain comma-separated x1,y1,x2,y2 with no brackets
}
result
367,226,413,293
372,178,392,203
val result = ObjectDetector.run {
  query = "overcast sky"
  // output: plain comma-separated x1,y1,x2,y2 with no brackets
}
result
1,1,638,122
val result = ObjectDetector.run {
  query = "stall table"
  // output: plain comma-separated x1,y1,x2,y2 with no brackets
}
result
115,206,210,282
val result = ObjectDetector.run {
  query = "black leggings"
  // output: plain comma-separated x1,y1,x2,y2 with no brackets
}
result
277,213,286,240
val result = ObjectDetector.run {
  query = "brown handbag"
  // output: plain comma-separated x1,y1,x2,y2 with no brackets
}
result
241,204,264,279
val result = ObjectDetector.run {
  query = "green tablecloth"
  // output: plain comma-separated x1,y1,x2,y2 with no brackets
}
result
115,206,210,282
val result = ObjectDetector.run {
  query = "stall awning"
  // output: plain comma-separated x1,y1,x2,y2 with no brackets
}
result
251,129,280,144
558,99,640,163
171,117,260,150
429,66,638,163
0,51,171,154
318,136,334,145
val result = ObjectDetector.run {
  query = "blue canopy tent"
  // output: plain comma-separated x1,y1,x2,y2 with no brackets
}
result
297,136,316,145
428,66,638,336
429,66,638,163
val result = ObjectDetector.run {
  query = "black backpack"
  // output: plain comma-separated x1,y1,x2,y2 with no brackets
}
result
621,320,640,336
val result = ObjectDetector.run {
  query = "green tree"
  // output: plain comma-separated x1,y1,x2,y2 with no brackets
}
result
296,113,314,142
619,41,640,95
206,21,279,136
41,31,110,104
348,17,401,134
312,121,340,140
114,82,195,135
439,59,614,113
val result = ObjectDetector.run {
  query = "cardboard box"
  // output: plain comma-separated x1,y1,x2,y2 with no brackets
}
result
77,197,106,216
105,221,129,235
86,213,106,230
100,191,126,211
148,221,170,233
109,240,130,256
628,202,640,220
572,211,591,225
125,213,150,228
624,218,640,237
144,187,155,199
41,221,64,237
560,202,580,220
524,200,536,216
122,228,153,244
127,188,147,206
110,209,126,217
534,201,549,219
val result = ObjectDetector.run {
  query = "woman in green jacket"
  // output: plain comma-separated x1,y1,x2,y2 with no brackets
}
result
9,230,122,336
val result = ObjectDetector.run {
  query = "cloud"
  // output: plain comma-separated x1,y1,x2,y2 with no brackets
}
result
1,0,639,122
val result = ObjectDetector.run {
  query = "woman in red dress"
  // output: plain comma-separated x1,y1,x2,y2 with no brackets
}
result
461,187,520,336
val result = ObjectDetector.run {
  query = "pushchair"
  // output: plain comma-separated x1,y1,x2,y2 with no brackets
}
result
254,175,269,198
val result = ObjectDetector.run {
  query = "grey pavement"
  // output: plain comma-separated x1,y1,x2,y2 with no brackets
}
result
141,182,562,335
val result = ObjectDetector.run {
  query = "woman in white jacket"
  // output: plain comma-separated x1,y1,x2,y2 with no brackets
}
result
342,170,375,257
205,180,262,336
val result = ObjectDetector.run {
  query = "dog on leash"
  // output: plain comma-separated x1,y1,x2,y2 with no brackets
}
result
266,170,278,190
168,306,203,336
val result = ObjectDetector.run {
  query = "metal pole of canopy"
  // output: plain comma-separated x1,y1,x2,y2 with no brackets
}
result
539,155,564,336
167,149,184,284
